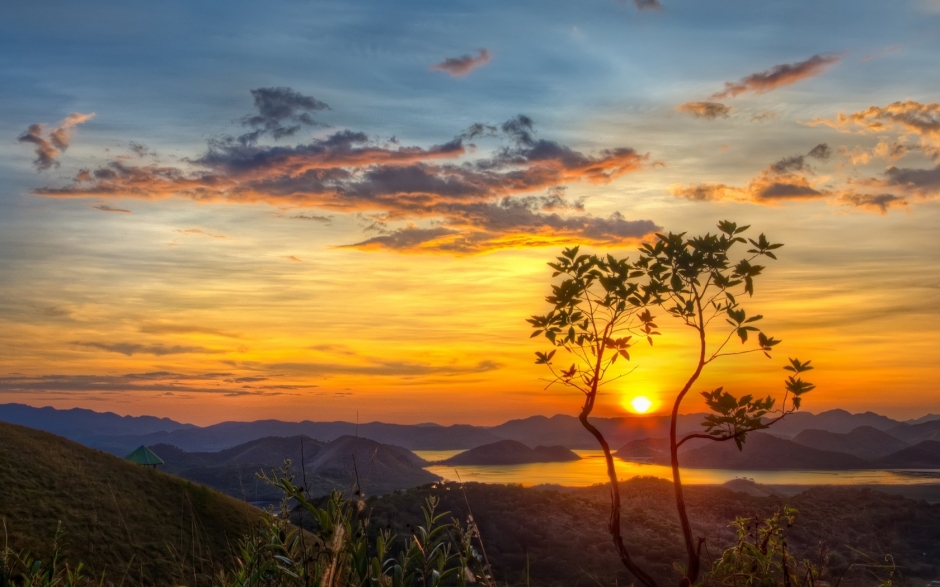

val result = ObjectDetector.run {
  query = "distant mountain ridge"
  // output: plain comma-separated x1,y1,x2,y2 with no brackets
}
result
3,403,935,459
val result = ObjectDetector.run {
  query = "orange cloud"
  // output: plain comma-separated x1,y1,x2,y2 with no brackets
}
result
807,100,940,149
17,112,95,170
30,96,655,254
711,54,840,99
676,101,731,119
431,49,491,77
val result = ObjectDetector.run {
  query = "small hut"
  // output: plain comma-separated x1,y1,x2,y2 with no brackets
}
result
125,445,164,468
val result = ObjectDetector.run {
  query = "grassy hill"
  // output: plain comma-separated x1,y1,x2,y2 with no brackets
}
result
0,422,263,586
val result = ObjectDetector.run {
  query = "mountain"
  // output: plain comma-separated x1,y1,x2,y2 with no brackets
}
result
489,413,708,449
676,432,871,470
441,440,581,465
792,426,909,460
614,437,670,462
155,434,439,501
886,419,940,444
905,414,940,425
875,440,940,468
761,409,902,438
0,402,193,448
0,403,925,455
0,421,261,586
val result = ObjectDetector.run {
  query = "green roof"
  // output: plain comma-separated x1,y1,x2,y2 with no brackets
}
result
125,445,164,466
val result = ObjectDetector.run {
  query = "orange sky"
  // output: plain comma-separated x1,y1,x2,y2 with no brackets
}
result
2,1,939,425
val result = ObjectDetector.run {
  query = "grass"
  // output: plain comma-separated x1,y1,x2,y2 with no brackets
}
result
0,422,264,586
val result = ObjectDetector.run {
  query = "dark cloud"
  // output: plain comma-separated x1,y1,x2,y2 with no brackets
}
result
676,101,731,120
884,164,940,195
92,204,131,213
17,113,95,170
770,155,807,174
0,372,284,396
238,87,330,144
807,143,831,160
129,142,155,157
430,49,491,77
711,54,840,99
34,105,653,253
840,192,907,214
72,341,225,356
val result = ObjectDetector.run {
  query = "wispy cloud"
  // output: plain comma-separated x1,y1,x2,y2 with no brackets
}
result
17,113,95,171
711,54,840,99
431,49,491,77
91,204,131,213
72,341,226,356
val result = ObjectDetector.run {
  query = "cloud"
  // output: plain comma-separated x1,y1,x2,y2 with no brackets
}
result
270,359,502,377
751,110,778,122
72,341,225,356
677,101,731,120
0,372,281,396
807,100,940,151
175,228,227,239
633,0,663,10
32,94,655,254
711,54,840,99
807,143,831,160
138,323,242,338
431,49,491,77
291,213,333,223
17,112,95,170
883,164,940,196
672,150,828,203
129,142,155,157
238,87,330,144
839,192,907,214
92,204,131,213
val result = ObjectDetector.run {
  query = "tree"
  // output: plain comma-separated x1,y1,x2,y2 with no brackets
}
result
528,221,815,587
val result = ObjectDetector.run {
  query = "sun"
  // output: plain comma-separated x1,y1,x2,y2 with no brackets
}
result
629,395,653,414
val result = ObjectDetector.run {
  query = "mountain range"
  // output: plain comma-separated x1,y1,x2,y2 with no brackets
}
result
6,403,939,455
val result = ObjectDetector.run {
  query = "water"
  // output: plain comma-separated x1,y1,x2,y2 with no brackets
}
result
416,450,940,487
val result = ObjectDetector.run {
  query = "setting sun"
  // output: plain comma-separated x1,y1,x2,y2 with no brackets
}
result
629,396,653,414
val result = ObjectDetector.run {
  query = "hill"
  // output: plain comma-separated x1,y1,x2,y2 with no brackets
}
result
362,478,940,586
441,440,580,465
677,432,871,470
792,426,909,460
760,409,901,438
887,419,940,444
615,437,671,461
0,421,262,586
875,440,940,468
155,434,439,502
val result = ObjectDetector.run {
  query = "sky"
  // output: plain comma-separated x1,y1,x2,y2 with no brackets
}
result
1,0,939,425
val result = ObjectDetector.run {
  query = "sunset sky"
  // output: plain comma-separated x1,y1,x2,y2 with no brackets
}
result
2,0,939,425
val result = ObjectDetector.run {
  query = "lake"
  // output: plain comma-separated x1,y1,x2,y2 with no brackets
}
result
415,450,940,487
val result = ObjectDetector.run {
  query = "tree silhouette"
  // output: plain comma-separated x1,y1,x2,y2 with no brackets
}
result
528,221,815,587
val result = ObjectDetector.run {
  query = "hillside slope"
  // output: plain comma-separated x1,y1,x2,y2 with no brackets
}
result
0,422,262,586
792,426,909,460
